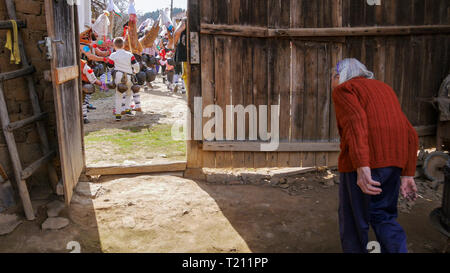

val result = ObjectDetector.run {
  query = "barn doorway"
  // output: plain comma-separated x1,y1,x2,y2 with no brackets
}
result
81,1,189,168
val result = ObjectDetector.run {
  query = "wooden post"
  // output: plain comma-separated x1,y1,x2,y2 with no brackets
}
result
186,0,203,170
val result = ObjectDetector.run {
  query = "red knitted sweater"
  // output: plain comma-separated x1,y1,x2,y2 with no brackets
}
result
332,77,419,176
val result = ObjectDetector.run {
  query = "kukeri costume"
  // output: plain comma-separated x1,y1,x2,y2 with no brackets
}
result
106,49,140,120
81,59,100,124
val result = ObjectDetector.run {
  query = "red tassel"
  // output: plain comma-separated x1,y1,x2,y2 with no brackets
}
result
123,26,128,38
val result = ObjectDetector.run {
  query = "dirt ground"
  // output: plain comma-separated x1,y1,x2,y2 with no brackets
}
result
0,170,448,253
84,76,187,167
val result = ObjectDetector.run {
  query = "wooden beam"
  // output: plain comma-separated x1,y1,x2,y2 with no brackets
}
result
200,24,450,38
54,65,79,84
415,125,437,137
0,20,26,29
204,125,435,152
5,112,48,132
85,162,188,176
200,24,268,38
21,151,56,180
203,142,341,152
0,66,35,82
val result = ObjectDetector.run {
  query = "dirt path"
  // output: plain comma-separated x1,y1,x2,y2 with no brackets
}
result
0,172,447,253
83,76,188,167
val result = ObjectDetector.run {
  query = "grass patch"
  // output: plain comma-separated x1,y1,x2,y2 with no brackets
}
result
85,124,186,160
90,88,114,101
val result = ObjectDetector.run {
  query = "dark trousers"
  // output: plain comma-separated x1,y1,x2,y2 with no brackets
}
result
339,167,408,253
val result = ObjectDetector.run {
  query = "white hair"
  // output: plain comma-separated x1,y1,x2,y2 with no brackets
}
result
336,58,374,84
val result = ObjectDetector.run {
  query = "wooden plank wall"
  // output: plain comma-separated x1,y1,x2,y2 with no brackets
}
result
190,0,450,169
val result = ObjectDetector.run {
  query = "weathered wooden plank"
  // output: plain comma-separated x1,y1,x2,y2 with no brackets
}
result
349,0,365,27
290,0,304,28
303,0,318,28
214,35,232,167
373,37,386,82
242,38,255,168
250,0,267,27
55,65,79,85
267,25,450,37
413,0,425,25
253,38,268,168
269,40,291,166
200,24,450,38
331,0,342,28
200,0,214,24
203,142,341,152
0,66,35,82
214,0,228,24
200,34,216,168
316,44,330,167
229,0,240,25
230,37,245,168
302,44,318,167
187,0,204,169
289,42,305,167
85,162,187,176
0,19,26,29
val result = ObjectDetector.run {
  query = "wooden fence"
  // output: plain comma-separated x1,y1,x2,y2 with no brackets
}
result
186,0,450,170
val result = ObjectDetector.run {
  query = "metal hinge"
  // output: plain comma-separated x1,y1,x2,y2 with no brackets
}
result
37,37,64,60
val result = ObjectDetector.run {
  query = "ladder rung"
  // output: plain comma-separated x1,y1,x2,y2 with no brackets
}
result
5,112,48,132
0,66,35,82
0,20,26,29
20,150,56,180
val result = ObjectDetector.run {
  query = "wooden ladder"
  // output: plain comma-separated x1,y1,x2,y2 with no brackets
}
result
0,0,59,221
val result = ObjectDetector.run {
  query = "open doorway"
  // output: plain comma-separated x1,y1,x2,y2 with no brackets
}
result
80,0,188,168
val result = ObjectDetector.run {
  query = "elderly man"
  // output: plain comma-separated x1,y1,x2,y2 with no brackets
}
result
331,58,419,253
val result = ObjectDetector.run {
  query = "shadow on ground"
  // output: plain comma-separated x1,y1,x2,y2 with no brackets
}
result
0,173,447,253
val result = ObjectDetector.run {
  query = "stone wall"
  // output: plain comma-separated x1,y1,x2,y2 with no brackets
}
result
0,0,58,189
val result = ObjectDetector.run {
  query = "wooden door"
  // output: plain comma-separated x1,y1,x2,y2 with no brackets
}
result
187,0,342,170
45,0,84,204
187,0,449,170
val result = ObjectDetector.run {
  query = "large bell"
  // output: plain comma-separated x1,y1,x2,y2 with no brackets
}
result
107,82,117,90
117,83,128,93
82,84,95,94
167,70,174,83
140,61,147,71
141,54,149,64
136,71,147,85
131,85,141,93
150,56,158,65
146,69,156,83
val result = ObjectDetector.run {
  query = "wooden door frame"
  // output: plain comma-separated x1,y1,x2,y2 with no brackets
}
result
81,2,192,177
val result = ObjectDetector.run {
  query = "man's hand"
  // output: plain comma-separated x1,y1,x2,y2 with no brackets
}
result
357,167,382,195
401,177,418,201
